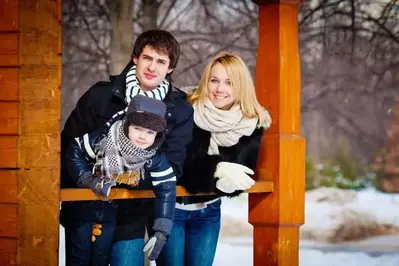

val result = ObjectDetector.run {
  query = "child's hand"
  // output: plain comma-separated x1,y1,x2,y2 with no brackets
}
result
89,177,116,198
143,231,167,260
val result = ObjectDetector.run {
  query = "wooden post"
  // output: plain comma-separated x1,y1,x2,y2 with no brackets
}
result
0,0,62,265
249,1,305,266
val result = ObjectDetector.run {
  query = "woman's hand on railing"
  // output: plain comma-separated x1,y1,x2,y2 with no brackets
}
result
214,162,255,193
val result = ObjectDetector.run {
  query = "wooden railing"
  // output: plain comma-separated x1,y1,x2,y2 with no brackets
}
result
60,181,274,201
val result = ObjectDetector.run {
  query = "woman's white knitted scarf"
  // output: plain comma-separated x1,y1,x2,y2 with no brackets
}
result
193,98,258,155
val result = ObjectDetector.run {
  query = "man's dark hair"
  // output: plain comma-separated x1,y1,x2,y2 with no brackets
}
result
132,29,180,70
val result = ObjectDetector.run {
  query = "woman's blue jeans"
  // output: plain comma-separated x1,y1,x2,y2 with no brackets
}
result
156,199,221,266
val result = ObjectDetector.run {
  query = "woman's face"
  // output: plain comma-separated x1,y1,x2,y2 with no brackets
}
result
207,63,236,110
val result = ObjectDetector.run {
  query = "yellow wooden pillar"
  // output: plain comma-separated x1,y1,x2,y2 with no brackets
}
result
249,1,305,266
0,0,61,265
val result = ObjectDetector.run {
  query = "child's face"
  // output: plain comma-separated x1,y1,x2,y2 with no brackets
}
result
128,125,157,149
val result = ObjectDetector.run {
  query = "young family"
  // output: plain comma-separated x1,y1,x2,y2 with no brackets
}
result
60,29,271,266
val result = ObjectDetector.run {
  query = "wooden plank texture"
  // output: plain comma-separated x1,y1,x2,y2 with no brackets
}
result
60,181,274,202
17,236,59,266
15,1,62,265
0,69,19,101
0,0,19,31
0,204,17,238
19,1,62,66
18,169,59,204
0,34,19,67
0,170,17,204
0,102,19,135
19,65,60,101
0,136,18,168
18,134,59,169
0,1,20,266
0,238,17,265
18,203,59,236
19,101,60,135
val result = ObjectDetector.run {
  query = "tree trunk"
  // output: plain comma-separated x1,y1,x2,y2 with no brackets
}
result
109,0,135,75
374,104,399,193
141,0,160,31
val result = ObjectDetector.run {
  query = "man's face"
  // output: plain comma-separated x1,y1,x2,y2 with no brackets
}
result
133,45,174,92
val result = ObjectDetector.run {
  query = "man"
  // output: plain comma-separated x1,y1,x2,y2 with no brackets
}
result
60,30,193,266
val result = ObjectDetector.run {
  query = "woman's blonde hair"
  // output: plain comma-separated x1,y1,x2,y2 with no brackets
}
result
189,51,264,120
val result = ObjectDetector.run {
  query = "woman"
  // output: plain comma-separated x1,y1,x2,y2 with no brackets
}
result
156,52,271,266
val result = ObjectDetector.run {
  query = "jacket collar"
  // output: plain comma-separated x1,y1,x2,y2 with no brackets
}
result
110,61,134,100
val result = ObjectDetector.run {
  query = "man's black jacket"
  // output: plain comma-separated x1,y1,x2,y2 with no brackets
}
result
60,61,193,240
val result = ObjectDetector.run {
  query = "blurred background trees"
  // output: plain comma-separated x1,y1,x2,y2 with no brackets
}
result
61,0,399,191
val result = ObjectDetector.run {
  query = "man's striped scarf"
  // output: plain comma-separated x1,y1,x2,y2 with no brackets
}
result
125,65,169,104
105,65,169,129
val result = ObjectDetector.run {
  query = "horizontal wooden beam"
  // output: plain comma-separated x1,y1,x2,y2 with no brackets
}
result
60,181,273,202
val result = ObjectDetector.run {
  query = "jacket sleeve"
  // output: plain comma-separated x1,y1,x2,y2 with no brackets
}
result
61,88,98,154
237,127,264,171
161,104,194,180
61,86,102,188
147,152,177,235
180,152,222,194
181,127,264,197
65,131,100,187
148,152,176,220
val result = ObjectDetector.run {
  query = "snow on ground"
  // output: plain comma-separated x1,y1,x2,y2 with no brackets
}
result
302,188,399,242
214,239,399,266
217,189,399,266
352,188,399,226
59,226,65,266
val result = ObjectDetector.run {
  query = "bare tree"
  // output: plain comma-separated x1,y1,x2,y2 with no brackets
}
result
62,0,259,124
136,0,162,30
299,0,399,162
62,0,112,123
62,0,399,166
109,0,135,74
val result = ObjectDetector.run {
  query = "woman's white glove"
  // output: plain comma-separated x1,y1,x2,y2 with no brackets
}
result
214,162,255,193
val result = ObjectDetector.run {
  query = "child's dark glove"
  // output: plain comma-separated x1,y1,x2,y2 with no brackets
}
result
88,176,116,198
143,231,167,261
78,171,116,198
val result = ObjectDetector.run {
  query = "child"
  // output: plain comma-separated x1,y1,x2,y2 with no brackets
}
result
66,95,176,264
